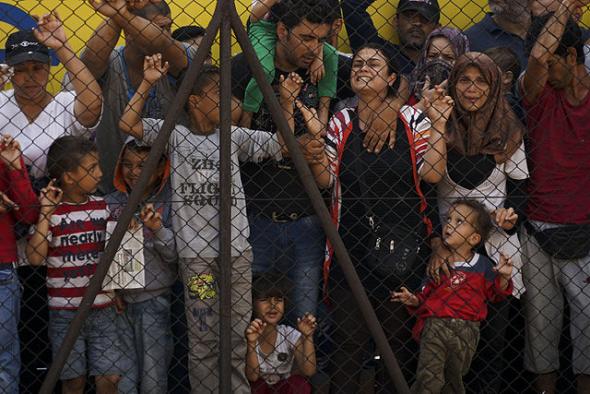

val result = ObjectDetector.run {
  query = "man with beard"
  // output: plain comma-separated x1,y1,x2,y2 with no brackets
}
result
231,0,333,331
465,0,532,68
341,0,440,75
520,1,590,392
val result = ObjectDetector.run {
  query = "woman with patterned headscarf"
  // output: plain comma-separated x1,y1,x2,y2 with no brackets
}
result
433,51,529,393
410,27,470,100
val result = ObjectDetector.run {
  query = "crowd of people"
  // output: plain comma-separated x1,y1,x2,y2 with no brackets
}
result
0,0,589,393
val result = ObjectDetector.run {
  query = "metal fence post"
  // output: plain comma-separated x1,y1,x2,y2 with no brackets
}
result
38,7,223,393
218,0,233,392
227,2,411,392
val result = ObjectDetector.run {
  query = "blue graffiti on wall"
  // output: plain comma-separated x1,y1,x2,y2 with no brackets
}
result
0,3,59,65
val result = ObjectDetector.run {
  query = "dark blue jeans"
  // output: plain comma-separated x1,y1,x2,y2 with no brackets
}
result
248,214,325,323
0,267,20,394
116,294,173,394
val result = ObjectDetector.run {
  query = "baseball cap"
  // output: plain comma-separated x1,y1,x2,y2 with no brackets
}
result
397,0,441,23
5,30,50,66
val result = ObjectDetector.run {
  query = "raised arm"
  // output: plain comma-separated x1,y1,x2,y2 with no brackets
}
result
34,12,103,128
90,0,188,76
279,72,304,143
250,0,279,22
244,319,265,382
119,54,169,139
0,136,38,224
26,181,62,266
418,85,452,183
80,16,121,79
296,101,333,189
522,0,579,104
340,0,386,52
294,314,317,377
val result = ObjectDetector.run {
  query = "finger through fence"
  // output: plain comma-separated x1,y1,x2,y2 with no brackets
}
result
1,0,589,393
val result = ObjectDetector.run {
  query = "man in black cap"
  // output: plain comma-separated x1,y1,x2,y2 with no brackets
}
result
341,0,440,75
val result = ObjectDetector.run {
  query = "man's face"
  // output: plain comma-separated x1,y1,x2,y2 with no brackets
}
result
151,13,172,33
547,52,575,90
126,11,172,51
530,0,559,16
277,19,331,69
488,0,531,23
396,11,437,51
180,36,213,64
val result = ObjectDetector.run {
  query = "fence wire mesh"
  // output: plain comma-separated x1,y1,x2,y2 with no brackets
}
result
0,0,589,393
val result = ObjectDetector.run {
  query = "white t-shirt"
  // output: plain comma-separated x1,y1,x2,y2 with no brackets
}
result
0,90,98,179
140,119,282,258
437,142,529,297
437,142,529,218
256,325,302,385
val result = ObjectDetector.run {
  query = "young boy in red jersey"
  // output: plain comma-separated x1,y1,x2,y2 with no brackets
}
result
392,199,513,394
26,136,122,394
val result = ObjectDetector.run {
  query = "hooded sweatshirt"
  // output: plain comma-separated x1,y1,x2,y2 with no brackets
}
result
105,139,177,303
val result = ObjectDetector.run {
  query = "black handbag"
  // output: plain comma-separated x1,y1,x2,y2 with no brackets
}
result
365,215,422,280
525,221,590,260
352,117,425,284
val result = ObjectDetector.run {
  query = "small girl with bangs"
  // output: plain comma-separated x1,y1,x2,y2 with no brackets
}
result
245,273,317,393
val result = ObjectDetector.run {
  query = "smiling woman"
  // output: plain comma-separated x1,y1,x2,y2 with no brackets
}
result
436,51,529,394
301,42,453,392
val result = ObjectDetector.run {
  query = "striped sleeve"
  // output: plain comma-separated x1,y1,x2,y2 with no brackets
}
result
400,105,431,171
326,109,354,184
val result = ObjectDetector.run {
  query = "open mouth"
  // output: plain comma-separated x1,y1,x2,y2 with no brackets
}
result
355,76,372,83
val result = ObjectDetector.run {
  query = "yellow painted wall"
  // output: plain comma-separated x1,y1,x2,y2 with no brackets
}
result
1,0,589,93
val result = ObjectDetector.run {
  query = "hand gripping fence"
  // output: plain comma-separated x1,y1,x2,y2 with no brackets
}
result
40,1,410,393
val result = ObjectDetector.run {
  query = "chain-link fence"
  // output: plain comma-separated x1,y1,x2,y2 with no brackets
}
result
1,0,590,393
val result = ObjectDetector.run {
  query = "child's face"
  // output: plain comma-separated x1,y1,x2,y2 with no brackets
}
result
443,204,481,250
64,152,102,195
188,77,242,133
121,148,161,190
193,78,221,132
254,296,285,325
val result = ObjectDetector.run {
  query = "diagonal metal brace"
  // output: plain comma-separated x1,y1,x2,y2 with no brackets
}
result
39,5,223,393
227,3,411,393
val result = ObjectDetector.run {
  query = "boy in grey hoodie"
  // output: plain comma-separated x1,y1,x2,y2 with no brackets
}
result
105,138,177,393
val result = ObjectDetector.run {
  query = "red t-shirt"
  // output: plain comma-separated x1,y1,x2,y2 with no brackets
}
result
523,84,590,224
0,159,38,263
409,253,512,342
